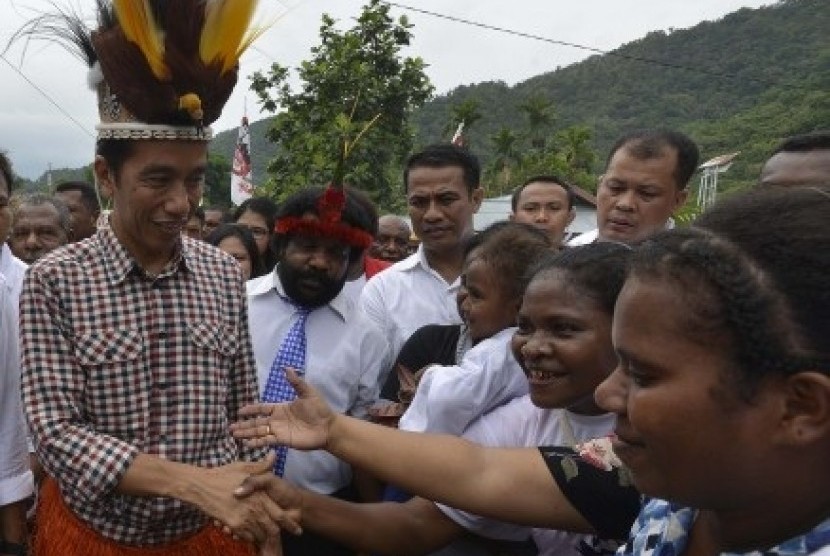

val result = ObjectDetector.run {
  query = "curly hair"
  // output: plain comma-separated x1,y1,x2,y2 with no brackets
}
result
630,185,830,399
463,222,552,302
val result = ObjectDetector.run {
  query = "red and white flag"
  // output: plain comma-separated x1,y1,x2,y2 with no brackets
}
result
231,116,254,206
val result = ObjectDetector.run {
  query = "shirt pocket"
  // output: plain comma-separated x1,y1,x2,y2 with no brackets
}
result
185,321,239,409
75,328,148,441
188,321,239,357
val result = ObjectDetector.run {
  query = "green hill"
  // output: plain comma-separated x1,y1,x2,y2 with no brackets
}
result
217,0,828,194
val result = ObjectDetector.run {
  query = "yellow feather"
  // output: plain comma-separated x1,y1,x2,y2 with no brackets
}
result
113,0,169,80
200,0,265,74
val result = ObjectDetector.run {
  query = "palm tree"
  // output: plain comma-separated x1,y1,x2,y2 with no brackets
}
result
489,127,521,193
519,95,555,150
557,125,595,173
444,98,483,142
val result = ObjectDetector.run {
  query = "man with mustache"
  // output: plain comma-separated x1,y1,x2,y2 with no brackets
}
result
569,129,698,246
246,186,390,556
8,194,71,264
360,144,484,361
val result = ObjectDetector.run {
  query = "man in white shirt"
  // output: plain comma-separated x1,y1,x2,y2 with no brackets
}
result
360,144,484,360
569,129,698,246
0,273,34,555
0,153,27,305
247,186,389,556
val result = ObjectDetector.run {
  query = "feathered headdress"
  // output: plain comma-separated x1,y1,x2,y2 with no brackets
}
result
14,0,265,140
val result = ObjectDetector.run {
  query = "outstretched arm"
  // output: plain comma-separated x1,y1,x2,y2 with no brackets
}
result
232,371,590,531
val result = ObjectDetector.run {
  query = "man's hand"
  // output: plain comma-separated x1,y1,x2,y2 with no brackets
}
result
234,474,304,531
192,454,301,545
231,369,335,450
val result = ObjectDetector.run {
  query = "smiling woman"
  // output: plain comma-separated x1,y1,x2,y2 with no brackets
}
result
233,185,830,556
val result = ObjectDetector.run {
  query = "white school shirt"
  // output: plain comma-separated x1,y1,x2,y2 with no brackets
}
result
398,327,528,435
438,396,616,556
0,273,34,505
359,245,461,360
247,268,390,494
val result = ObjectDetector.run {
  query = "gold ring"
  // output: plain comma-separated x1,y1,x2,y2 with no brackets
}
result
266,423,273,436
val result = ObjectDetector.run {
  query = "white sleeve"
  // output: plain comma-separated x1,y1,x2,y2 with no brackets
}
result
358,275,388,336
349,329,390,420
0,283,35,505
398,342,527,435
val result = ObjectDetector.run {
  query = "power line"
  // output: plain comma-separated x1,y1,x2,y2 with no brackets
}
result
383,1,781,88
0,52,95,139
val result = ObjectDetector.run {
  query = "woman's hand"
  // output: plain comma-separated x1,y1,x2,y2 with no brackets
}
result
232,368,336,451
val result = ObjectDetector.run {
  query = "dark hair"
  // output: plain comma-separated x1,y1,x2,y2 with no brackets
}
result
192,206,205,223
16,193,72,235
273,187,376,264
205,205,231,220
344,186,380,237
606,129,699,190
205,223,265,278
232,197,279,231
404,144,481,194
55,181,101,214
463,222,552,301
95,139,135,179
511,174,575,211
0,151,14,195
233,196,280,271
630,186,830,399
771,130,830,155
527,243,632,315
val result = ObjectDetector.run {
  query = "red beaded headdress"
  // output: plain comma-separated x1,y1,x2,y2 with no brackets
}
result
274,121,379,249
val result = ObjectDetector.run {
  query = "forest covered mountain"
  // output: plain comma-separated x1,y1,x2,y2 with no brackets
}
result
211,0,828,194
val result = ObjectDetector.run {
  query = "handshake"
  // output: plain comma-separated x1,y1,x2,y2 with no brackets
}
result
209,368,339,555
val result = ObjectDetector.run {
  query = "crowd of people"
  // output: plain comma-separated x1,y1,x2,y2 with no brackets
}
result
1,2,830,556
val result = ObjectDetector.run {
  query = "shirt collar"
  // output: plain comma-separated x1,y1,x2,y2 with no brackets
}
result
252,265,349,321
99,224,191,285
406,244,461,290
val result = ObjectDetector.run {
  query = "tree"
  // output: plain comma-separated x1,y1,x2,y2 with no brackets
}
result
487,127,520,195
203,153,232,208
443,98,483,144
250,0,434,210
519,95,556,150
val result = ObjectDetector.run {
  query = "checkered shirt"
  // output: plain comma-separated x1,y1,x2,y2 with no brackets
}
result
19,226,266,546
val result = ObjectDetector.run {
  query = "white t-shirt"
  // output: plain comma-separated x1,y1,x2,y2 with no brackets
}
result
438,396,616,556
398,327,528,435
247,268,390,494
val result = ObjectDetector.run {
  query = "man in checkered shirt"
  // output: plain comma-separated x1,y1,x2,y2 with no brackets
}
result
15,2,294,555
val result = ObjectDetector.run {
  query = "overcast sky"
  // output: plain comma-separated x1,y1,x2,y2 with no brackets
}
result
1,0,771,179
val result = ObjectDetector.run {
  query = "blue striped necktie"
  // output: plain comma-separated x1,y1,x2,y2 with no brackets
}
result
262,303,311,476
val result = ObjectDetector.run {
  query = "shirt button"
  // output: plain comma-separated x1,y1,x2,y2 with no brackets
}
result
157,329,168,339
